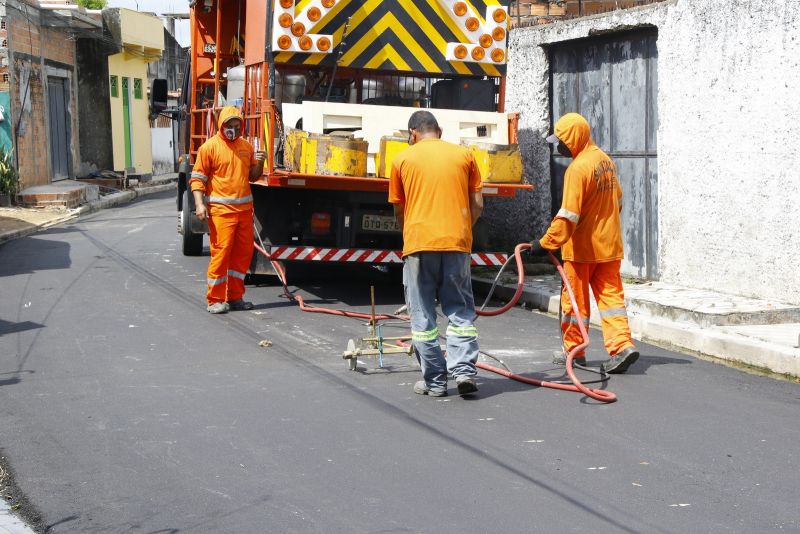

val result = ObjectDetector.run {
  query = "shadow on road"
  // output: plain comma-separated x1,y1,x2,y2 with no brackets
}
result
0,236,72,276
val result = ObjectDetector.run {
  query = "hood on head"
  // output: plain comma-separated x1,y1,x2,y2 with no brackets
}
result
218,106,244,129
553,113,591,157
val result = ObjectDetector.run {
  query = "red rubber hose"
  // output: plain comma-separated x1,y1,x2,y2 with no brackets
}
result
252,241,616,403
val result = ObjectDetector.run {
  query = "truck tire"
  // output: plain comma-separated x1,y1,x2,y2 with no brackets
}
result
181,190,203,256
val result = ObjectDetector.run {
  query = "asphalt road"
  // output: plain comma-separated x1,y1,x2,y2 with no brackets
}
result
1,191,798,533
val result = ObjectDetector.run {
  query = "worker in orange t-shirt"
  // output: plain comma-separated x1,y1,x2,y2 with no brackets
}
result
389,111,484,397
531,113,639,374
189,106,265,314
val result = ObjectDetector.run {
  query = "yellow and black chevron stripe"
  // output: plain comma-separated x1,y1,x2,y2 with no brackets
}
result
273,0,510,77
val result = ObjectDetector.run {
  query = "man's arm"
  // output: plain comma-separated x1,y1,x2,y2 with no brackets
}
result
249,151,266,181
469,191,483,226
192,189,207,222
393,203,405,231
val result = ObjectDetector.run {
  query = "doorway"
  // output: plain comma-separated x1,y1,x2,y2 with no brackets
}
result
47,76,71,180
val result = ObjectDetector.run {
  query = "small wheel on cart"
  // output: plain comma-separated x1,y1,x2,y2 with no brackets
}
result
346,339,358,371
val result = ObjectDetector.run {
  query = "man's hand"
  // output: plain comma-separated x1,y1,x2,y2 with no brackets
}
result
250,151,267,180
528,240,550,257
195,202,208,222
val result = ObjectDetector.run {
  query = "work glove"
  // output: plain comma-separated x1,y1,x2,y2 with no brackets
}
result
528,240,550,257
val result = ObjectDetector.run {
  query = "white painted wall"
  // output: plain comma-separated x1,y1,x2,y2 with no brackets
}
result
151,127,174,176
505,0,800,305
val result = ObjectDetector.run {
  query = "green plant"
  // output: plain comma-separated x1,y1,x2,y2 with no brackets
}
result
77,0,107,9
0,149,19,203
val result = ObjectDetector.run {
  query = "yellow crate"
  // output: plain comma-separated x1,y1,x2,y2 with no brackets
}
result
462,141,524,183
376,135,410,178
285,129,368,176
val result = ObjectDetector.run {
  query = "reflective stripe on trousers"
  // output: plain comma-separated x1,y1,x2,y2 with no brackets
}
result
560,259,634,357
206,210,254,304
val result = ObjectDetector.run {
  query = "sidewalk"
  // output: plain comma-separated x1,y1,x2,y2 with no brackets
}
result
0,174,177,246
474,273,800,379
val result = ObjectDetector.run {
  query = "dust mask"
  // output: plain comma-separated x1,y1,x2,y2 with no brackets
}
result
223,127,239,141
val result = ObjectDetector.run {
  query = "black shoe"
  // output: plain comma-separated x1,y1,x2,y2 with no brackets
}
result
456,376,478,396
602,348,640,374
553,352,587,367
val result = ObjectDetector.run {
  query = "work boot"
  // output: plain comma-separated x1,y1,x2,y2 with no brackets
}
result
455,376,479,396
602,347,640,374
207,302,230,314
553,351,587,368
227,299,254,311
413,380,447,397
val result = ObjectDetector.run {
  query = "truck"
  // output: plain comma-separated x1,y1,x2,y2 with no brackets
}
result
176,0,531,274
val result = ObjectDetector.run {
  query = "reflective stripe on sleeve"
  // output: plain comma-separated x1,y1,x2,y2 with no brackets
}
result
599,307,628,318
446,325,478,338
206,195,253,205
190,172,208,182
227,269,246,280
411,328,439,342
207,276,228,286
557,208,580,224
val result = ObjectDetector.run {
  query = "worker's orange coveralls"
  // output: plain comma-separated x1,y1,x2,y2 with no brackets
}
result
540,113,635,358
188,107,256,305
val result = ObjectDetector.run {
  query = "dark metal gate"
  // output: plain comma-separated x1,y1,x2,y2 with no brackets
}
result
550,30,659,279
47,77,71,180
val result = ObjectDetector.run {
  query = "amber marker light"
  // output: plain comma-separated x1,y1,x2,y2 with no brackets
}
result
471,47,485,60
291,22,306,37
493,9,507,23
453,2,467,16
321,0,335,7
308,7,321,22
492,27,506,41
317,37,331,51
277,35,292,50
491,48,505,62
299,36,313,50
465,17,480,31
454,44,468,59
279,0,293,8
479,34,493,48
279,13,293,28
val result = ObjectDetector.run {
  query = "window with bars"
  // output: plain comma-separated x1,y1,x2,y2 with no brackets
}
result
2,74,8,83
1,40,7,48
110,75,118,97
134,78,142,99
1,20,6,30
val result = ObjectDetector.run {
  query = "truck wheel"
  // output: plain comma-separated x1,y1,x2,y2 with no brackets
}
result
181,190,203,256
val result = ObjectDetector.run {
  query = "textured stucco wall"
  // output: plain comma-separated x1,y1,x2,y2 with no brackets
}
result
505,0,800,304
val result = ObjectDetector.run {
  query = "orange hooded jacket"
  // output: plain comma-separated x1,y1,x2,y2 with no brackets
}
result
189,106,256,216
540,113,624,263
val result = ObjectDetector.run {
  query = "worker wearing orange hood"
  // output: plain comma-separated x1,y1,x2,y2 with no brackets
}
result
530,113,639,374
189,106,265,314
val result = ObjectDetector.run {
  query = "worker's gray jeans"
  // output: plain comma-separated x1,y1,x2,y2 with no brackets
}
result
403,252,479,392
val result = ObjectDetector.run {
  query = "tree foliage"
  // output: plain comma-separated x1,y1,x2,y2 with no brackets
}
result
77,0,108,9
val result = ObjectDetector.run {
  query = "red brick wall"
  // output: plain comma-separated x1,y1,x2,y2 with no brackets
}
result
6,4,78,189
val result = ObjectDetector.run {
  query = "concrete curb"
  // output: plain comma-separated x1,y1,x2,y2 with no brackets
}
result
472,277,800,378
0,180,176,246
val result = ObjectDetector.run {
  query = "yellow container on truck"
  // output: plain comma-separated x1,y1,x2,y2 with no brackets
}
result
463,141,524,183
376,135,410,178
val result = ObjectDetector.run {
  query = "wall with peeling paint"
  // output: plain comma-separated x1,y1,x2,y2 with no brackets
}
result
501,0,800,304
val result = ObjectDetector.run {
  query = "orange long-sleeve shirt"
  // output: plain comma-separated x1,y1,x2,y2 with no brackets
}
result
540,113,624,263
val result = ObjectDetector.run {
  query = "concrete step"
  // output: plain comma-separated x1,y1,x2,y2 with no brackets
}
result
17,181,99,209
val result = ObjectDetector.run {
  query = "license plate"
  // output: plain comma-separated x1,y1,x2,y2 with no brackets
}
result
362,214,400,232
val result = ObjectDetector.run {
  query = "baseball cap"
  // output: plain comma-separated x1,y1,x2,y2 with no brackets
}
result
545,133,560,144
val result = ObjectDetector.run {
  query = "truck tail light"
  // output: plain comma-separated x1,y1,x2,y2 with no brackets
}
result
311,212,331,235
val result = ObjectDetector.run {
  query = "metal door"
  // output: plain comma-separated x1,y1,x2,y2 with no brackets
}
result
122,77,133,168
550,30,659,279
47,77,71,180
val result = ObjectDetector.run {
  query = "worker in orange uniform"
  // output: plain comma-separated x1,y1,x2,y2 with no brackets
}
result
189,106,265,314
389,111,484,397
530,112,639,374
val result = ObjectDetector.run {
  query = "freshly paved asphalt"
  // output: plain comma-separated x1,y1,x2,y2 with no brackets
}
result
1,191,798,533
